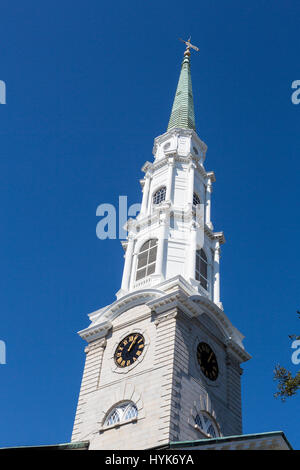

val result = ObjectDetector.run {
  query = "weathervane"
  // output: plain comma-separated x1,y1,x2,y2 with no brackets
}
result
179,37,199,55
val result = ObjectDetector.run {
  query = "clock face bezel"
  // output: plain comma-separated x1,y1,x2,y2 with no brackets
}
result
197,342,219,382
114,332,146,369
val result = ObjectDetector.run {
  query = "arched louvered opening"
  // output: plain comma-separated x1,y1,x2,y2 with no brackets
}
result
136,239,158,281
193,192,201,206
195,248,208,290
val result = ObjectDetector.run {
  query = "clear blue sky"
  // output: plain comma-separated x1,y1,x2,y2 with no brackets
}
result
0,0,299,449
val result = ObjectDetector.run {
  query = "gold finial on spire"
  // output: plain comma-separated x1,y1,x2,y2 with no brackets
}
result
179,36,199,56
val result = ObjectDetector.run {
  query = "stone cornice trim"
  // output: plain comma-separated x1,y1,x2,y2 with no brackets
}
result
79,275,249,360
188,295,250,362
213,231,225,244
143,278,250,363
87,288,164,327
206,171,216,183
148,293,242,357
154,310,178,326
225,338,252,363
78,321,112,343
141,161,153,174
128,206,224,238
142,153,208,181
202,227,225,244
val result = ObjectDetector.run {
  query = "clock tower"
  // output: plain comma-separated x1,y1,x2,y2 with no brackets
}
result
71,42,251,450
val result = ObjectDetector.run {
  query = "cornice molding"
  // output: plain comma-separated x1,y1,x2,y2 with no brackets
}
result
154,310,178,326
225,338,251,363
206,171,216,183
78,275,250,362
125,207,225,246
146,290,250,363
142,153,208,182
86,288,165,328
78,321,112,343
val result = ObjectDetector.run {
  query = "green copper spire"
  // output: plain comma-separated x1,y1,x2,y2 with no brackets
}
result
167,46,196,132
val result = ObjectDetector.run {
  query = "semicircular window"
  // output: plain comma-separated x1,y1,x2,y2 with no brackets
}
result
104,401,138,427
194,412,219,438
153,186,166,205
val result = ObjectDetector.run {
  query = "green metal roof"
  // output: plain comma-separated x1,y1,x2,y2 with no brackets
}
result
168,431,293,450
0,440,89,451
167,51,196,132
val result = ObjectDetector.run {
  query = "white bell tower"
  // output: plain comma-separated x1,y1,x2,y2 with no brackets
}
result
118,127,223,307
118,46,223,308
71,42,251,450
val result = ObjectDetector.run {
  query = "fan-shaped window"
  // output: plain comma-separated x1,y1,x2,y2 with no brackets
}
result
194,412,219,438
193,192,201,206
104,402,138,427
153,186,166,205
196,249,208,290
136,239,158,281
207,424,217,438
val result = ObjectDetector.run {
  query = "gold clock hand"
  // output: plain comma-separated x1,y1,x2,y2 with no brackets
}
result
128,335,138,352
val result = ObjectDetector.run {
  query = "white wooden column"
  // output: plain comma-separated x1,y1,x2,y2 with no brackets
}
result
165,157,174,202
146,176,153,217
129,250,138,290
188,162,195,205
188,223,197,280
121,235,135,292
213,241,221,306
141,173,151,215
206,178,213,229
155,214,168,279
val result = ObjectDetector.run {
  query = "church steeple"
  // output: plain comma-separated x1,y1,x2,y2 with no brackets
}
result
167,40,197,131
71,43,251,451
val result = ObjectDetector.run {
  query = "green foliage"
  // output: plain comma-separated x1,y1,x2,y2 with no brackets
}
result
274,366,300,401
273,311,300,401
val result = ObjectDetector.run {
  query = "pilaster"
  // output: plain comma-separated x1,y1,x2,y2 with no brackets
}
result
154,310,179,444
206,178,213,230
121,235,135,292
213,241,222,308
71,338,107,442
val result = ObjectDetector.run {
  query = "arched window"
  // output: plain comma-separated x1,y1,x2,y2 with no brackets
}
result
196,249,208,290
193,192,201,206
153,186,166,205
136,239,158,281
104,402,138,427
194,412,219,438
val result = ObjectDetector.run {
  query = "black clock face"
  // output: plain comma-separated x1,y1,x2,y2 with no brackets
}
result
114,333,145,368
197,342,219,381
